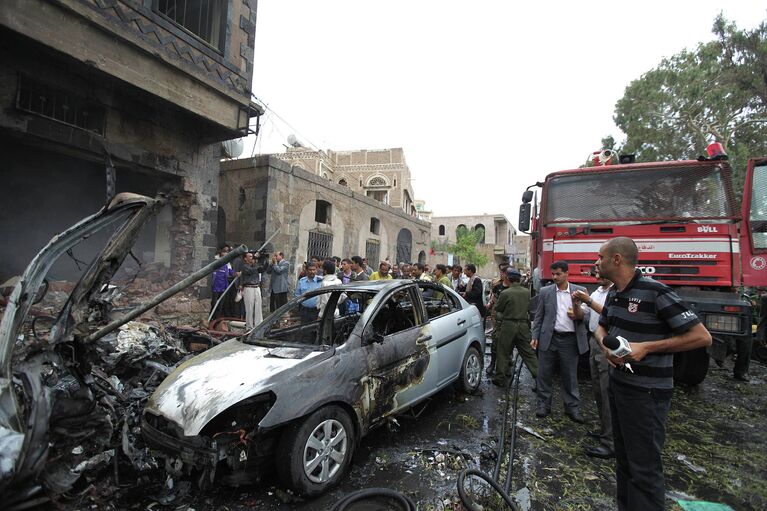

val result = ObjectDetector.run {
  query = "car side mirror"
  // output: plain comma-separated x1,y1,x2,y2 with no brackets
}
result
519,203,531,232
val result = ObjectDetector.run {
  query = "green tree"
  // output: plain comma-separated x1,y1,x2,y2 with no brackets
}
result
449,226,489,267
613,16,767,193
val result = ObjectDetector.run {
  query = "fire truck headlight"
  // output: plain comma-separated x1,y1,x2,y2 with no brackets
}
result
704,314,740,333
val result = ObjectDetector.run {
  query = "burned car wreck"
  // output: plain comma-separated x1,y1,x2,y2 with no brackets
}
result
0,193,245,508
143,280,485,496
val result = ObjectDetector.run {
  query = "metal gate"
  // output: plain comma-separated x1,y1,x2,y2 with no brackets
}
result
365,239,380,266
307,231,333,261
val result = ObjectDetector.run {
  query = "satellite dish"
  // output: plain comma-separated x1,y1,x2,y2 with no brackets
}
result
221,138,245,159
287,134,304,148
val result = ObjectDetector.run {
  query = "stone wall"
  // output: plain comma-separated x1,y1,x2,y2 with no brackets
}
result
220,156,431,283
0,31,223,290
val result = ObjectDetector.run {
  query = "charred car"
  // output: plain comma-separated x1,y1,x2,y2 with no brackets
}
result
142,279,485,496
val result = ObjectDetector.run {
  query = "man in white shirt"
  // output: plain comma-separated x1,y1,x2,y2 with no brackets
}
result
531,261,590,422
575,273,614,458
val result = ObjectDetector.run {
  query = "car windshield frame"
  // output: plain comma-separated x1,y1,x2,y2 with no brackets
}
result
247,287,382,349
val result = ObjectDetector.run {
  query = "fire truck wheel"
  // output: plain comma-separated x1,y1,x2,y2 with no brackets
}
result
673,347,709,385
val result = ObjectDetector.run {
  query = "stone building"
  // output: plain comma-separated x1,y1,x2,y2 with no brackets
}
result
430,214,516,278
219,156,431,282
512,235,531,271
0,0,261,285
272,147,419,217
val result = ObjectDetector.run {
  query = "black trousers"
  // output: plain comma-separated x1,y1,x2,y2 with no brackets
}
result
270,291,288,312
609,378,672,511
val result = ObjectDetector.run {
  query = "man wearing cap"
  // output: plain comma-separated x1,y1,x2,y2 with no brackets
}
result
493,267,538,387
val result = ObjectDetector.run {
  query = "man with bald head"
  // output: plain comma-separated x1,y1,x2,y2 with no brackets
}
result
594,237,712,511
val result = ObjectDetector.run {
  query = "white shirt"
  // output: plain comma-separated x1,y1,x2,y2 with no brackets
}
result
554,284,575,333
317,274,345,317
587,284,613,333
450,274,469,290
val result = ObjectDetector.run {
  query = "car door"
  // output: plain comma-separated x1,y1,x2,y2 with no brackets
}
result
416,282,470,386
360,286,436,425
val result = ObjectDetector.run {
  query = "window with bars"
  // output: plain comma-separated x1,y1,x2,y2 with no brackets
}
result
16,75,105,134
365,240,380,267
154,0,227,50
308,231,333,261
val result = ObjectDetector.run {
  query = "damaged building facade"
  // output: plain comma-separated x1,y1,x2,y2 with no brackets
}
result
0,0,261,287
219,155,431,279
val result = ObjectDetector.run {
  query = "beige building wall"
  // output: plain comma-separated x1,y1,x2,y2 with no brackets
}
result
220,156,431,284
273,147,420,218
429,214,516,279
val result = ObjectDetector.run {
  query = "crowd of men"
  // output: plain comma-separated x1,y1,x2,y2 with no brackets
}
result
207,237,762,511
209,247,490,330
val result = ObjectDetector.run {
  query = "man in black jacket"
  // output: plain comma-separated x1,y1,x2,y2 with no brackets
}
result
461,264,486,318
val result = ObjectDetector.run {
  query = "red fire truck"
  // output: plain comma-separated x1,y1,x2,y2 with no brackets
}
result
518,151,766,384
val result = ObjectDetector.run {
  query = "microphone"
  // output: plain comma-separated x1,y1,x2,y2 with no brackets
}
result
603,335,634,373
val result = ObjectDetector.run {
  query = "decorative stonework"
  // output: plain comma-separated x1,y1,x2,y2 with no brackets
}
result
76,0,251,97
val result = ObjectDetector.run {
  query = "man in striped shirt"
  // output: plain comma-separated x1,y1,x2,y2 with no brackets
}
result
595,237,711,511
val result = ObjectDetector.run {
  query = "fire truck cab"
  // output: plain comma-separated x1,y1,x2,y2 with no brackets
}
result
519,154,766,385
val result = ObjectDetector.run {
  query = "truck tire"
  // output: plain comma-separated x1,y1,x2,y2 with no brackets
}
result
673,347,709,385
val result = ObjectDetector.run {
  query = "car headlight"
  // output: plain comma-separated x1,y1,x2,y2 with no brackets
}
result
705,314,740,333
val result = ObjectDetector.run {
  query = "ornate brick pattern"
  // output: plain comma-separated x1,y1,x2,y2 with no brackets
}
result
77,0,252,97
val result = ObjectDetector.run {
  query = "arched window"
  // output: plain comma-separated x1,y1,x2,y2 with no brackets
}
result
338,178,348,187
368,176,387,187
456,224,468,238
396,229,412,264
438,224,445,236
475,223,486,243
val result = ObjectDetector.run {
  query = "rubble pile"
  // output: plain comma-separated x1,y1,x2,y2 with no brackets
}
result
8,320,193,509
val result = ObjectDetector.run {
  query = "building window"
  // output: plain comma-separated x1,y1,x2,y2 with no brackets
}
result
396,229,412,264
370,218,380,235
16,75,105,134
308,231,333,261
338,178,348,187
366,190,389,204
154,0,227,50
475,223,486,243
315,200,332,224
456,224,468,238
438,225,445,236
365,240,380,266
368,176,387,186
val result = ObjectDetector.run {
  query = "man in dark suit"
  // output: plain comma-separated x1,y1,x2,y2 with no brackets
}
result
266,251,290,312
531,260,590,422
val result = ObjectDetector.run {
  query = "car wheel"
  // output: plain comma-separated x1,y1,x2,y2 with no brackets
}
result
277,405,355,497
458,345,482,394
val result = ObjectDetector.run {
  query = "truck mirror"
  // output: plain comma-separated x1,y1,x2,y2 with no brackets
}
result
521,190,534,204
519,203,531,232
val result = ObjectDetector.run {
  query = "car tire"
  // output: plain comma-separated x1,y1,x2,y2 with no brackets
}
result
276,405,355,497
457,345,483,394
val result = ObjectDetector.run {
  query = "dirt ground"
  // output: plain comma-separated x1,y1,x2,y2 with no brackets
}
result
108,343,765,511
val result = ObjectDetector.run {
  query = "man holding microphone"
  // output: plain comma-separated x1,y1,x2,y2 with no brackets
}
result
593,237,711,511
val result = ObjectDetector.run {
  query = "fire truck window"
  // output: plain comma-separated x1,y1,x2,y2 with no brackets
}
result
750,164,767,250
545,166,734,223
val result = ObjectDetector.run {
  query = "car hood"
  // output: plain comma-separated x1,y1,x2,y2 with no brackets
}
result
145,339,330,436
